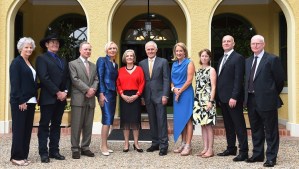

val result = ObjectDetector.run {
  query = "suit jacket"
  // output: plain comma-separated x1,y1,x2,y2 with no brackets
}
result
244,52,285,111
217,51,245,103
139,57,170,104
36,52,70,105
96,55,118,95
69,58,99,108
10,55,38,104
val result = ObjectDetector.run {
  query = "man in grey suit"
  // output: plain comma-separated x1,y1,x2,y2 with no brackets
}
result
244,35,285,167
69,42,99,159
139,41,170,156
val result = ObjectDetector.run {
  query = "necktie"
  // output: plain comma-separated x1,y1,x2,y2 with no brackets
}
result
219,54,228,74
54,54,63,69
149,59,153,78
85,60,90,78
248,56,258,92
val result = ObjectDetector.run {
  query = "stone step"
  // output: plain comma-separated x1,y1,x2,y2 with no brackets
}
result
31,118,290,137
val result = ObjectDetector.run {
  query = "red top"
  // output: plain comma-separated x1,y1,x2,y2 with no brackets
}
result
116,66,145,96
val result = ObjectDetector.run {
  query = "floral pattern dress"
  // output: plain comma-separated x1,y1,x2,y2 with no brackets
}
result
193,67,216,126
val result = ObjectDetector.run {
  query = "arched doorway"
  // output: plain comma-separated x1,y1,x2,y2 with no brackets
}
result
120,13,178,113
211,13,256,68
120,14,177,65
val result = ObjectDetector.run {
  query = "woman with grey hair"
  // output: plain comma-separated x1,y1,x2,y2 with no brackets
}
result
9,37,38,166
116,49,145,152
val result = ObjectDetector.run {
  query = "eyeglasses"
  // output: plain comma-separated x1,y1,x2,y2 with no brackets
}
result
250,42,263,46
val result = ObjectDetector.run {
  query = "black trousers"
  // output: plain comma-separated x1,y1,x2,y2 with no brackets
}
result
247,93,279,162
10,103,36,160
220,100,248,154
145,101,169,149
38,101,65,156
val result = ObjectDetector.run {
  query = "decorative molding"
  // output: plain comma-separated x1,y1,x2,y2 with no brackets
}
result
0,120,11,133
92,122,102,134
222,0,270,5
286,122,299,137
28,0,79,6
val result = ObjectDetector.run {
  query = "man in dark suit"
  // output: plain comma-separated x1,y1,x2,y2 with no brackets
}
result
69,42,98,159
244,35,285,167
139,41,170,156
217,35,248,162
36,34,69,163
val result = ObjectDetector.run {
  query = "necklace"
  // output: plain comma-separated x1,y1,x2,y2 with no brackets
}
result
126,65,135,70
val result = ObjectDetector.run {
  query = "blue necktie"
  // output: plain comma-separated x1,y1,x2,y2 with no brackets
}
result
248,56,258,93
54,54,63,69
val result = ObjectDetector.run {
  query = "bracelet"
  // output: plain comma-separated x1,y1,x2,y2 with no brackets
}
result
171,87,175,92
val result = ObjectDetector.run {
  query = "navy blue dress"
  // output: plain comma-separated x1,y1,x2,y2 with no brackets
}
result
96,55,118,125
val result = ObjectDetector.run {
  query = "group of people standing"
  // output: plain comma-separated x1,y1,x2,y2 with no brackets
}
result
9,33,284,168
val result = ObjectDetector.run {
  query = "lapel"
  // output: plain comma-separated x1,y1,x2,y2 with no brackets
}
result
105,55,115,72
246,56,254,81
143,58,150,77
151,57,159,78
254,53,268,81
218,52,232,76
77,58,90,81
18,56,35,82
46,52,64,71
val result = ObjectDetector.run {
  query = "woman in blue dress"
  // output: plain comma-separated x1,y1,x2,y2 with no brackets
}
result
171,42,195,156
96,41,118,156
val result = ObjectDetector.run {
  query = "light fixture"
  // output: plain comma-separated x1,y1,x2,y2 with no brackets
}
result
145,0,151,32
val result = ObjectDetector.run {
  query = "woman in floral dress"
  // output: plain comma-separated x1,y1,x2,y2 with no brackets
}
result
193,49,217,158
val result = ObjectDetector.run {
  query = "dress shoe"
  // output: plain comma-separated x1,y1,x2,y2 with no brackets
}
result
123,144,130,152
40,155,50,163
11,159,29,166
217,149,237,156
49,153,65,160
245,156,264,163
108,149,114,153
101,150,110,156
72,152,80,159
263,160,276,167
159,148,168,156
146,146,159,152
81,150,95,157
180,145,192,156
133,144,144,152
201,153,214,158
233,154,248,162
173,143,185,153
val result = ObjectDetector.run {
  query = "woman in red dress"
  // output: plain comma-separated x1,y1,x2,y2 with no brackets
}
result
117,49,145,152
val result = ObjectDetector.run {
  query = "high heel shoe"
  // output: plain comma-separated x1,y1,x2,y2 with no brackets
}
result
173,143,186,153
180,145,192,156
133,144,143,152
123,144,130,152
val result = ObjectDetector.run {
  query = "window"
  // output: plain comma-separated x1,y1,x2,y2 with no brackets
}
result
46,14,87,62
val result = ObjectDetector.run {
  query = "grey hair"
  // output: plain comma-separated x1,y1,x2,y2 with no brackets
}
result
145,41,157,50
17,37,36,54
122,49,136,64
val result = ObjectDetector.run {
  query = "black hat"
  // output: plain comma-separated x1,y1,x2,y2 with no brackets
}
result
39,34,64,49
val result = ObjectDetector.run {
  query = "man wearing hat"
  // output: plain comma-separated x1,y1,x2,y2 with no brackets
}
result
36,34,69,163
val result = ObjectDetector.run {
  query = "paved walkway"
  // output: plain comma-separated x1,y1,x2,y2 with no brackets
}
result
1,134,298,169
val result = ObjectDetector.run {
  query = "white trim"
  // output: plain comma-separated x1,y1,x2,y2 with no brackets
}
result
0,120,11,133
278,118,288,125
92,122,102,134
286,122,299,137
